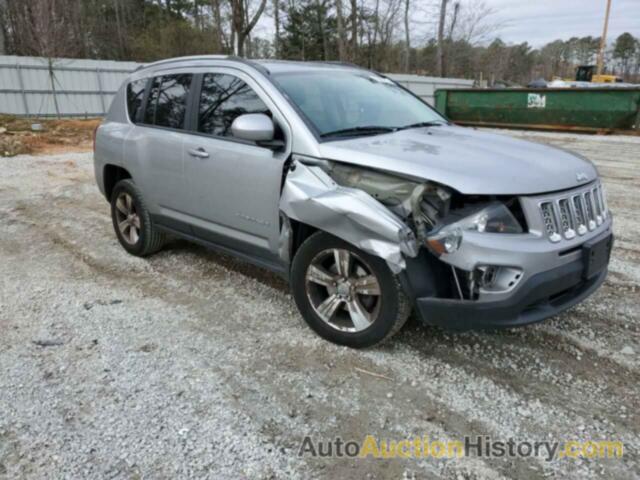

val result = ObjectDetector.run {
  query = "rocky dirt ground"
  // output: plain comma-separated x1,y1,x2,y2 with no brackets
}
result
0,130,638,479
0,115,99,157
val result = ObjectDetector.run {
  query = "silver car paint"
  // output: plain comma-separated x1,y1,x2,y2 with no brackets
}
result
179,65,292,257
230,113,275,141
280,161,418,273
95,56,609,298
317,125,599,195
439,182,612,302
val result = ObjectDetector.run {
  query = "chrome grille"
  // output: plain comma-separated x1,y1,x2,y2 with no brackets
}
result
558,199,575,239
584,191,595,230
540,202,561,242
538,182,608,242
572,195,587,235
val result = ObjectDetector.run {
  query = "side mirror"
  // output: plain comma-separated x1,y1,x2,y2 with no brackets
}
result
231,113,284,150
231,113,273,140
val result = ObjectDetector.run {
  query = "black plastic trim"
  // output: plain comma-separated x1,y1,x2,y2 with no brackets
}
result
151,214,287,278
412,233,613,331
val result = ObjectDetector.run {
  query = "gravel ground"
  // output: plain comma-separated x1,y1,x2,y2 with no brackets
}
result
0,131,638,479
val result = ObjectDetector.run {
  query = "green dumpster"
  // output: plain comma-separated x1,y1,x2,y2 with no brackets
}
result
434,88,640,132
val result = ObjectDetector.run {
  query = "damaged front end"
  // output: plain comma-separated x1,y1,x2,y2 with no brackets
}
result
279,154,460,274
279,154,528,306
279,155,421,273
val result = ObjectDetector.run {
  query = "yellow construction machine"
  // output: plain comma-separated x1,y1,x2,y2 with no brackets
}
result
574,65,622,83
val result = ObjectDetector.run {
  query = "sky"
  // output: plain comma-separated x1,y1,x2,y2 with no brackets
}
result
485,0,640,46
252,0,640,48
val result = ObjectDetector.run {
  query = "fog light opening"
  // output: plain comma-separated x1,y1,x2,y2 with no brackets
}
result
477,265,498,288
474,266,523,294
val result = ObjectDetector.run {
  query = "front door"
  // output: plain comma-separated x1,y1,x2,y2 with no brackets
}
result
182,70,289,264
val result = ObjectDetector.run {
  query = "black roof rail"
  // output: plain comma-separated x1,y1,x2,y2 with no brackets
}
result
133,55,270,75
305,60,364,70
227,56,271,75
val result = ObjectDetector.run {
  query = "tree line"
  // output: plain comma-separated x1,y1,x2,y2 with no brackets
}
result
1,0,639,84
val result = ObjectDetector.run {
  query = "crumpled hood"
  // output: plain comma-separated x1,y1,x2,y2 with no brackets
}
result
317,125,598,195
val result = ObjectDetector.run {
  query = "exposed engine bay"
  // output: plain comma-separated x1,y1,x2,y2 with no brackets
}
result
280,155,527,301
326,161,452,241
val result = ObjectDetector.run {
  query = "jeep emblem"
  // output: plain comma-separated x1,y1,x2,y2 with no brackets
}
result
576,172,589,182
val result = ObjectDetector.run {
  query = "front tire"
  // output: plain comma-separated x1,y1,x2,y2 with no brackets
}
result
290,232,410,348
110,179,164,257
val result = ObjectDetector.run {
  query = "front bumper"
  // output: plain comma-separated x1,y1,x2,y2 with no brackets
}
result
416,258,608,330
408,230,613,331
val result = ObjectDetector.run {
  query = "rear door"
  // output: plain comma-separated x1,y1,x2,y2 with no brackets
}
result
182,69,290,265
128,73,194,232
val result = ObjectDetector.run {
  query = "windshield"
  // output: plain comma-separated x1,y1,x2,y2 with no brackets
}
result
272,70,447,139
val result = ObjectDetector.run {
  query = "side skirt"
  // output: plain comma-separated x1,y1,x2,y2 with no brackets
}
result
153,220,289,280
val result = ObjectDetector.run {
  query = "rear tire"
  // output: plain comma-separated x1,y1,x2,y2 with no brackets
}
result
290,232,410,348
110,179,164,257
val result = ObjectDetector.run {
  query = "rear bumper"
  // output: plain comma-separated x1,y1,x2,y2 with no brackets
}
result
412,234,613,331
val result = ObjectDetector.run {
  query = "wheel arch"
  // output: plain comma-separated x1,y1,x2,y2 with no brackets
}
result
103,164,132,201
279,162,419,273
289,219,318,261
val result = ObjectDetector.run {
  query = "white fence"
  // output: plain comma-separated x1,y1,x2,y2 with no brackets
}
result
386,74,474,105
0,55,139,117
0,55,475,117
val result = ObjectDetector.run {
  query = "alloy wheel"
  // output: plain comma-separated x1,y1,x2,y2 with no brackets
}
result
114,192,141,245
305,248,382,332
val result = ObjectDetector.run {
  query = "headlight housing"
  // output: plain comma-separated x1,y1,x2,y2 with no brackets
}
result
426,203,523,255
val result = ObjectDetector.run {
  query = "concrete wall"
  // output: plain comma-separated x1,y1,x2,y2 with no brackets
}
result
0,55,475,117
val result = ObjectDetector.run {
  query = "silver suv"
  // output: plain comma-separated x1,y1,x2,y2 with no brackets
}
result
94,56,613,348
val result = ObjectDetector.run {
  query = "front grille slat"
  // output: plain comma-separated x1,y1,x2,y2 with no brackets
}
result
571,194,587,235
598,185,608,218
592,187,604,225
558,198,576,239
541,202,561,242
538,181,607,243
584,190,596,230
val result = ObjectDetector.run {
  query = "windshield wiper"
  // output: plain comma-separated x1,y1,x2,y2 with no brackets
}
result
319,126,397,138
395,121,447,131
320,121,446,139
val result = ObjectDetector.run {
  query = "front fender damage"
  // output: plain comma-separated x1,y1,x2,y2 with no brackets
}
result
279,161,419,273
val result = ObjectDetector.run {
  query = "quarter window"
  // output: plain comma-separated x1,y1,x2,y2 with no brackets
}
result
126,79,148,123
198,73,270,137
143,74,192,129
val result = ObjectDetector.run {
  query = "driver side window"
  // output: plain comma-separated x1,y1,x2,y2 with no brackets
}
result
198,73,270,137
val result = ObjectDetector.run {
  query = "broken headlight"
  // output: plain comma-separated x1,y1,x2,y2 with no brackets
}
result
426,203,523,255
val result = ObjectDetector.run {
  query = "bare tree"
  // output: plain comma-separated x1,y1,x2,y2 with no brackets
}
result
372,0,380,59
3,0,84,117
436,0,448,76
335,0,347,61
403,0,410,72
349,0,357,61
4,0,82,59
317,0,329,60
456,0,499,45
273,0,281,57
0,0,6,55
361,0,404,70
447,1,459,40
230,0,267,57
211,0,226,52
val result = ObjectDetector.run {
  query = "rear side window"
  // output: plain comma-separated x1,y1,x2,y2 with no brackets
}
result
198,73,269,137
126,79,148,123
143,74,193,129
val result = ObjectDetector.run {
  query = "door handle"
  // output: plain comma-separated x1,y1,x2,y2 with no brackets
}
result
187,147,209,159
